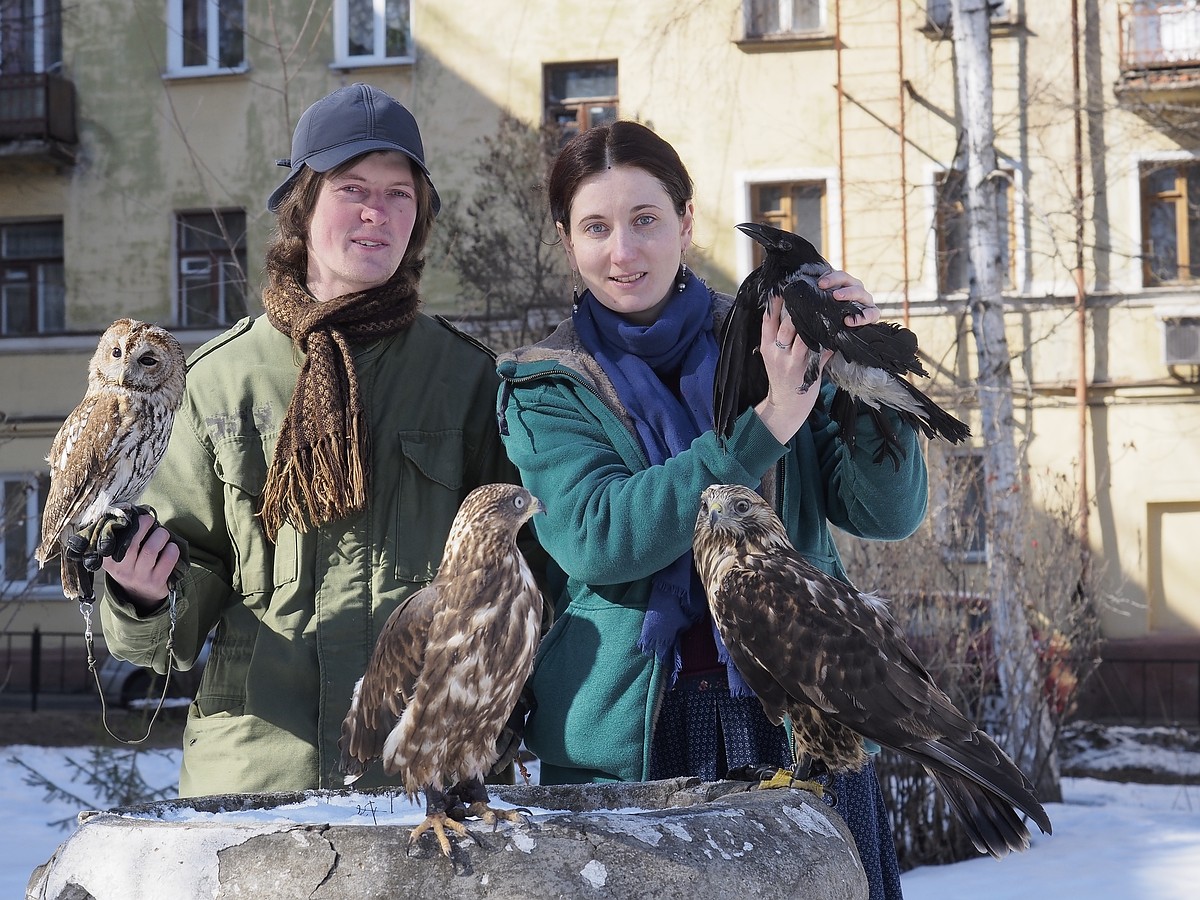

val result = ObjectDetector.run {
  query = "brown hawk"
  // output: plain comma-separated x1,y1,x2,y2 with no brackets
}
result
338,483,544,858
692,483,1052,859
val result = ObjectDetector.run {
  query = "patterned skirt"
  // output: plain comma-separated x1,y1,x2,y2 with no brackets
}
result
648,672,904,900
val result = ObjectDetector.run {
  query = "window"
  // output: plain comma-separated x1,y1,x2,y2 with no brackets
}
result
177,209,247,328
927,0,1012,30
166,0,245,75
1,220,64,335
748,180,826,267
1141,161,1200,286
334,0,412,66
2,473,58,594
934,168,1014,295
744,0,823,38
543,62,618,141
0,0,61,74
939,452,987,562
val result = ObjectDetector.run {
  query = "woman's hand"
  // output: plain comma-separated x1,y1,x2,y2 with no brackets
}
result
821,269,879,326
753,295,832,443
101,513,181,614
751,271,877,444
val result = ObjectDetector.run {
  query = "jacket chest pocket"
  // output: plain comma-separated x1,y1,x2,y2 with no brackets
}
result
393,430,465,583
214,439,299,596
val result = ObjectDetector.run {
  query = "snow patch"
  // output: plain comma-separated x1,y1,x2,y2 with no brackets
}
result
580,858,607,888
781,803,842,840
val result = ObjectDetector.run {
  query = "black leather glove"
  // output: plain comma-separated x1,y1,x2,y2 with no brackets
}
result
65,505,190,588
488,681,538,782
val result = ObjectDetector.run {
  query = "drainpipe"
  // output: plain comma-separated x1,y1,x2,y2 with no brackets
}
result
1071,0,1091,575
835,0,847,268
897,0,911,325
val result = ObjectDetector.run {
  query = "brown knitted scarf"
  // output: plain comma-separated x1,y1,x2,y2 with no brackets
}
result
258,263,420,541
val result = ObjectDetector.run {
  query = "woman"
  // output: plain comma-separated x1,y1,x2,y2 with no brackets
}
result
496,121,926,899
96,84,518,796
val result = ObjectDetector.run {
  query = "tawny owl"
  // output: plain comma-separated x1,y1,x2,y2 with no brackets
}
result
35,318,187,601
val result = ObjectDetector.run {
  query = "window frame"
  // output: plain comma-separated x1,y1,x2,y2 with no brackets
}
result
925,0,1017,32
332,0,414,69
743,0,825,40
0,218,65,336
1,472,59,597
1139,158,1200,287
175,208,248,329
0,0,61,74
747,179,828,268
165,0,247,78
735,168,841,279
932,165,1017,296
542,61,618,141
936,451,988,564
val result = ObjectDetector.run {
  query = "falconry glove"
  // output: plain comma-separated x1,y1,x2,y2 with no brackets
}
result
488,681,538,784
65,504,190,591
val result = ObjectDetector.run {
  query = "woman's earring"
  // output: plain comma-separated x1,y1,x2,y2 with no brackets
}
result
676,260,689,293
571,270,581,313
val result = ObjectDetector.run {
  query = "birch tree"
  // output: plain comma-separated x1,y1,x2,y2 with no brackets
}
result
949,0,1061,798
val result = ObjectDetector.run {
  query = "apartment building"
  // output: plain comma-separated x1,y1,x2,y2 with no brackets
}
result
0,1,1196,720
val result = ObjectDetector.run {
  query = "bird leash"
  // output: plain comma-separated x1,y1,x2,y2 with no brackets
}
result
66,505,188,745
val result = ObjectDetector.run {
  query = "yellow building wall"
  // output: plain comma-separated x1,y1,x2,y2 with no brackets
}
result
1,1,1198,648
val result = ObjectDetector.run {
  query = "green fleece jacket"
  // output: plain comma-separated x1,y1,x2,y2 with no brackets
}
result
100,312,516,796
496,295,928,784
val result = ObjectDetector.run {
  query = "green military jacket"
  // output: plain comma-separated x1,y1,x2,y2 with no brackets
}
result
100,312,516,796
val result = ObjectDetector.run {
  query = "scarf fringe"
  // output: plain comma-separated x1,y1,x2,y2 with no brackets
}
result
260,414,368,541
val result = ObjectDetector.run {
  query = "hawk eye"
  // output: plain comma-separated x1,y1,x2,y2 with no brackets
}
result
139,354,158,367
513,495,526,510
110,347,122,359
734,499,752,514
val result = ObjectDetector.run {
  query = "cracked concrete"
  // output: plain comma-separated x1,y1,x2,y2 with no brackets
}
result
28,778,867,899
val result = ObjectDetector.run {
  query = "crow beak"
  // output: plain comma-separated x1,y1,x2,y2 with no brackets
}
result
736,222,768,245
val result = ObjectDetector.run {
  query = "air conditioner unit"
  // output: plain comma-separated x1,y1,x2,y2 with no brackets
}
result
1163,317,1200,365
181,258,210,277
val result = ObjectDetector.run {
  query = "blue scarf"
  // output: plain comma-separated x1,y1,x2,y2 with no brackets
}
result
573,273,753,697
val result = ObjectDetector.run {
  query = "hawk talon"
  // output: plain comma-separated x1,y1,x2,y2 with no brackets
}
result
407,811,482,859
463,802,530,832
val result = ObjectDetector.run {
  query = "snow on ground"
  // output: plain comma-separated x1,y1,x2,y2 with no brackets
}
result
3,728,1199,899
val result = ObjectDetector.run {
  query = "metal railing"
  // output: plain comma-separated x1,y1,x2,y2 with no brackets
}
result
1120,3,1200,70
1079,656,1200,726
0,629,97,711
0,72,77,144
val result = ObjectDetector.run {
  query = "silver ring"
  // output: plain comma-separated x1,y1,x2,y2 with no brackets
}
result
773,339,791,350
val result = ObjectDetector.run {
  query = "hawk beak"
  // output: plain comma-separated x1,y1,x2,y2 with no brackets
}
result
531,496,546,516
707,501,723,527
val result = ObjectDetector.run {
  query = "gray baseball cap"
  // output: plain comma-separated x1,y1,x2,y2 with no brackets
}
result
267,82,440,214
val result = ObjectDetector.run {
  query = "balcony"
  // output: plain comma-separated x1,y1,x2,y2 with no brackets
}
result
1118,3,1200,103
0,72,78,166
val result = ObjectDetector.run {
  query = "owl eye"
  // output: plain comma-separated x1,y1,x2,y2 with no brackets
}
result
110,347,122,359
139,354,159,367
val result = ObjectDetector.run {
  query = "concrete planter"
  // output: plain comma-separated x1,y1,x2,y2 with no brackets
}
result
28,777,867,899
